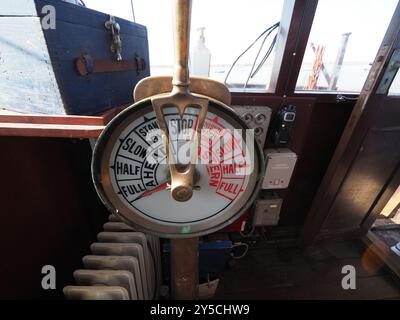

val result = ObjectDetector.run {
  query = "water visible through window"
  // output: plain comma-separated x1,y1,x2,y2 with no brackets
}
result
295,0,398,93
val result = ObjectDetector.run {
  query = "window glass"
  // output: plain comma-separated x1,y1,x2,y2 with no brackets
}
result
84,0,284,92
388,69,400,95
296,0,398,93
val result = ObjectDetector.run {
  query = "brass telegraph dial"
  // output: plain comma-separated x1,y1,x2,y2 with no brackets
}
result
91,0,264,238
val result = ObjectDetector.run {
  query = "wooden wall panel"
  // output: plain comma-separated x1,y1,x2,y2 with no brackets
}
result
0,137,107,299
281,101,353,225
232,93,354,226
321,127,400,235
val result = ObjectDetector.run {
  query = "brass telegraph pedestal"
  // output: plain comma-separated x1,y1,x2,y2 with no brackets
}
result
171,238,199,299
91,0,263,300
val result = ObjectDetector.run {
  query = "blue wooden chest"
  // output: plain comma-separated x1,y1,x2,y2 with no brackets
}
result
0,0,150,115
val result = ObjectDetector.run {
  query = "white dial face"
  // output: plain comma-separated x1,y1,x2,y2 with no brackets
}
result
107,106,256,227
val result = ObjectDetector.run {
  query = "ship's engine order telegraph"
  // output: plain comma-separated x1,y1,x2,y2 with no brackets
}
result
91,0,264,299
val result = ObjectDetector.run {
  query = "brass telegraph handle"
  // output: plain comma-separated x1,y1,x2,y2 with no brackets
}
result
151,0,209,202
172,0,191,88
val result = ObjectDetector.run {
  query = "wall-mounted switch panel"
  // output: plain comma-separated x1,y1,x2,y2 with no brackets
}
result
252,192,283,226
231,105,272,148
262,148,297,189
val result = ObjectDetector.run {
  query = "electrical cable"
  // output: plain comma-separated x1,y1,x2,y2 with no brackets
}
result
232,242,249,259
251,33,278,78
224,23,278,84
244,24,279,88
224,22,279,87
239,225,255,238
243,29,271,89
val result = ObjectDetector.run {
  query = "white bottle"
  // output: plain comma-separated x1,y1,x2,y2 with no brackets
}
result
190,27,211,77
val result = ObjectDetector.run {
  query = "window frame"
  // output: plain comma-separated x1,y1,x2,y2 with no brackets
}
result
231,0,366,103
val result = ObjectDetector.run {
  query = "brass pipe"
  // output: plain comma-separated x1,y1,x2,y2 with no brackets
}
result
170,0,202,276
172,0,192,90
170,237,199,299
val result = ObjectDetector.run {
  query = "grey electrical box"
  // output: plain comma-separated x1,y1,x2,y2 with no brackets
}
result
231,105,272,147
262,148,297,189
252,192,283,226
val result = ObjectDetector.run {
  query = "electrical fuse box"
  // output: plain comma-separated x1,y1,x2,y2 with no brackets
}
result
252,192,283,226
262,148,297,189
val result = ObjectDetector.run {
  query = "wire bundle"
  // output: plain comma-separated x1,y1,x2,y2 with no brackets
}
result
224,22,280,89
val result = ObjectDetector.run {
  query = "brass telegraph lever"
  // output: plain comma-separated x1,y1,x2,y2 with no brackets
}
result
151,0,208,202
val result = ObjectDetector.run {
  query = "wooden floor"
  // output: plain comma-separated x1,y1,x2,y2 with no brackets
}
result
214,239,400,299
